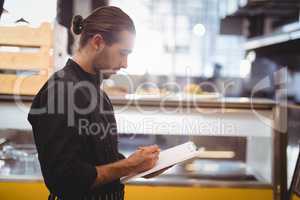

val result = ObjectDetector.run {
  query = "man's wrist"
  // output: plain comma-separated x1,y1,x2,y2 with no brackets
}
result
123,157,137,173
93,158,138,187
94,165,107,186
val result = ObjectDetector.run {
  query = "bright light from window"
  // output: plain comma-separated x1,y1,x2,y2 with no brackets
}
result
111,0,245,77
2,0,56,26
246,51,256,62
127,28,167,75
193,23,206,37
239,59,251,78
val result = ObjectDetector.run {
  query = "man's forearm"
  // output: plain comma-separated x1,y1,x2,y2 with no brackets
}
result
91,145,160,188
92,158,136,188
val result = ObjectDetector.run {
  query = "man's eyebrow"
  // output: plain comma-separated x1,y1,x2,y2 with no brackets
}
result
121,49,132,54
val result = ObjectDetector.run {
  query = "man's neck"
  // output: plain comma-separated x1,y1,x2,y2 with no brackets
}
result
72,50,96,75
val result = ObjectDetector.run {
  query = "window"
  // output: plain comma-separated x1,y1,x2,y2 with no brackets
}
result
110,0,245,77
1,0,56,26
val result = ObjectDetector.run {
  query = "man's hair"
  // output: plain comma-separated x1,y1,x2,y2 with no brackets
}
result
72,6,135,48
0,0,4,19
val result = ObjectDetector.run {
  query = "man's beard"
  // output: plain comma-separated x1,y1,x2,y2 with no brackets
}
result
92,64,113,79
102,73,111,79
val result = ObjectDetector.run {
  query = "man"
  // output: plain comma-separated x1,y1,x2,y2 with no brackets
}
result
28,6,165,200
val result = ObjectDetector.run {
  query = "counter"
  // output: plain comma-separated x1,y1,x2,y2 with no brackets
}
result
0,94,275,109
0,96,276,200
0,131,271,188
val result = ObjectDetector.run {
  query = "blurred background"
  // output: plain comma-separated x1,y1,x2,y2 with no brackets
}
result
1,1,300,200
1,0,300,101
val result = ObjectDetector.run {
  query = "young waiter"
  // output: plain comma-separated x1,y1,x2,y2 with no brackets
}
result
28,6,165,200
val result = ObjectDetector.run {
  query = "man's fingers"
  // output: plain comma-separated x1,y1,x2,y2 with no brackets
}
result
143,145,160,153
146,152,159,159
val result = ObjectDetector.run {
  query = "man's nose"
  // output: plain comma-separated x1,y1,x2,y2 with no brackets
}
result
121,57,128,69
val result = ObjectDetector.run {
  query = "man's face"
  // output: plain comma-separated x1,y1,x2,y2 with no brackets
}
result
92,30,135,79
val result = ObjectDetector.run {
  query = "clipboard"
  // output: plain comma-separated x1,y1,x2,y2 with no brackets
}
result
121,141,202,183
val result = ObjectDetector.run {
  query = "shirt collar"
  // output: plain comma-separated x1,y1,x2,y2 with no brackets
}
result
67,58,102,86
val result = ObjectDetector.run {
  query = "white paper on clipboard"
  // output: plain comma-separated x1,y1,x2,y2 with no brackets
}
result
121,141,201,183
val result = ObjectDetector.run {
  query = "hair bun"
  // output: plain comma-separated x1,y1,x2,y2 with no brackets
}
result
72,15,84,35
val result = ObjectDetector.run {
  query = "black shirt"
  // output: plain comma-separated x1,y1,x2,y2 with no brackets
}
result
28,59,125,200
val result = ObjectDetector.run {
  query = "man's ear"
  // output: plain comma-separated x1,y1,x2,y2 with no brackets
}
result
92,34,105,52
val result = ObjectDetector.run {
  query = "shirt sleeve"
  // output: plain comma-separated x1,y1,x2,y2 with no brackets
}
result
28,80,97,198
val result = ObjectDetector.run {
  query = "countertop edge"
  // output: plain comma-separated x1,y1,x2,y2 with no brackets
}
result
0,176,272,189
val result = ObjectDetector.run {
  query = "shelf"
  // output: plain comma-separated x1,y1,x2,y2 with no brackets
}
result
244,29,300,50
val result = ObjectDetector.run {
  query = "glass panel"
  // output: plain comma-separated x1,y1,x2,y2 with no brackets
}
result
110,0,245,77
1,0,57,26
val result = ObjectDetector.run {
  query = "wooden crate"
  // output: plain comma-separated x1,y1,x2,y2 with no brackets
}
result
0,23,53,95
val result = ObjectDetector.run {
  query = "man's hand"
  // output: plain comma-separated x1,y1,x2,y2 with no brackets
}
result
127,145,160,174
92,145,160,188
